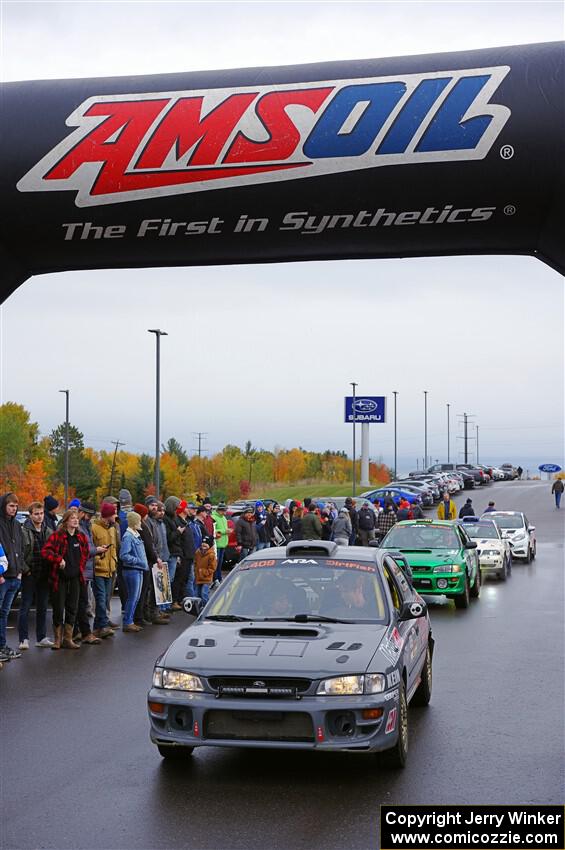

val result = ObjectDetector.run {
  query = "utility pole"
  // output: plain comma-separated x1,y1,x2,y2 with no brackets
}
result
59,390,70,507
447,403,451,463
350,382,358,496
423,390,428,470
108,439,125,496
148,329,168,497
192,432,208,459
393,390,398,480
476,424,480,464
464,412,468,463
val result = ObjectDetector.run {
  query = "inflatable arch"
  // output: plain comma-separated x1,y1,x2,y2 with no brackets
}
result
1,41,563,303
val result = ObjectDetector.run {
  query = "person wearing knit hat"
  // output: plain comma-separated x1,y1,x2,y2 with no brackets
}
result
176,500,188,516
68,498,81,510
458,498,476,519
118,489,133,508
91,502,119,638
145,495,159,506
133,503,149,518
43,495,59,532
120,512,148,632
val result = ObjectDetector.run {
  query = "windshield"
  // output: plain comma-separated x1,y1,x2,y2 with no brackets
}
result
490,515,524,529
383,524,461,550
204,560,388,623
466,524,499,540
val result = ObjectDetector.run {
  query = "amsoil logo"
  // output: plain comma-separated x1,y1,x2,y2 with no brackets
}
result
17,67,511,207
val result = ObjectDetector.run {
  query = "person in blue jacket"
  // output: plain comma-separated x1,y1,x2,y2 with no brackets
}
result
120,512,148,633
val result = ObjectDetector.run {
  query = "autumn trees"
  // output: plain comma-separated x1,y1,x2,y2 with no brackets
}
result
0,403,389,507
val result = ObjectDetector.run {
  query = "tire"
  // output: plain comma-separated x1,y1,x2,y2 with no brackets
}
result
499,560,507,582
525,546,531,564
454,575,470,609
470,565,481,598
531,543,536,560
380,686,408,769
157,744,194,760
412,645,433,706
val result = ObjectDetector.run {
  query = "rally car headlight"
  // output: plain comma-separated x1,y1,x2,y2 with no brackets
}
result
365,674,386,694
482,549,500,557
155,669,205,691
317,675,364,696
433,564,461,573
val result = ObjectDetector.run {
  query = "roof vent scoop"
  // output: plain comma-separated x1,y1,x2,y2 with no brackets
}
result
285,540,338,557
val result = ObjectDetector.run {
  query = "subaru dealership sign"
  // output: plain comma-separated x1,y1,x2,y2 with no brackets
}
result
345,396,386,423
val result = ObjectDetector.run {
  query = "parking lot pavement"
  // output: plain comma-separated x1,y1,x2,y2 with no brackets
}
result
1,481,563,850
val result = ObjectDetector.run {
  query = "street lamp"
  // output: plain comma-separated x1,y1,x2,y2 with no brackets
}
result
350,381,358,496
447,402,451,463
423,390,428,470
393,391,398,480
148,329,168,497
58,389,70,507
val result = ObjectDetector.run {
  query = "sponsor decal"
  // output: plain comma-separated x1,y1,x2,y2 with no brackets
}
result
326,560,376,572
387,669,401,688
18,66,511,207
384,688,399,702
385,707,398,734
281,559,318,564
391,627,403,648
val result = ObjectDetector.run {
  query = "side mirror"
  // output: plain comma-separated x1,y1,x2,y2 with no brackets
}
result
182,596,203,616
464,540,477,549
528,526,535,533
398,600,427,621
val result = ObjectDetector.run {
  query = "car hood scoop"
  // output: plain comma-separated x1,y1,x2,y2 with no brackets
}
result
239,627,319,638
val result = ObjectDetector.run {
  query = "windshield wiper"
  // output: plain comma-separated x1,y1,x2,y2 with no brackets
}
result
204,614,253,622
262,614,355,624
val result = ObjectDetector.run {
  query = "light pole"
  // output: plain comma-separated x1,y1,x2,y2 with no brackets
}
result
59,390,70,506
423,390,428,470
350,381,358,496
476,424,480,464
148,329,168,497
393,391,398,480
447,403,451,463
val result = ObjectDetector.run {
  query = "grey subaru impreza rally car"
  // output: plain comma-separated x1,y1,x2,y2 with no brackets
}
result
148,540,434,767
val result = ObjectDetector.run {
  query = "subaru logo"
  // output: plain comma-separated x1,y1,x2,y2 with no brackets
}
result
354,398,378,413
253,681,267,688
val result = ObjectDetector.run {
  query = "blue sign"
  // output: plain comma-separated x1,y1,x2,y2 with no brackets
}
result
345,396,386,423
538,463,562,473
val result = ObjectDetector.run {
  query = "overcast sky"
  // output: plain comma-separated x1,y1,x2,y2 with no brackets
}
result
0,1,563,472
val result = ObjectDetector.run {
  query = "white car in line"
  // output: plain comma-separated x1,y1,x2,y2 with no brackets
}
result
481,511,537,562
459,518,512,581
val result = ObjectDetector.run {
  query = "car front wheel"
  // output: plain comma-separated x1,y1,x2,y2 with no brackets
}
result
380,686,408,769
454,575,470,609
525,546,531,564
157,744,194,760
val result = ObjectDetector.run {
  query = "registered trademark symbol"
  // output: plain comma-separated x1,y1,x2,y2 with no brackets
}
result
504,205,516,216
500,144,514,160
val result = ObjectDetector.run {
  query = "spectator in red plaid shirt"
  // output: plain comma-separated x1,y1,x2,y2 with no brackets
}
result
41,510,90,650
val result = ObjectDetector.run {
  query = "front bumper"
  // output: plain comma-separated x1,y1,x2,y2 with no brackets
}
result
148,688,401,752
411,571,466,595
478,555,504,575
506,540,528,558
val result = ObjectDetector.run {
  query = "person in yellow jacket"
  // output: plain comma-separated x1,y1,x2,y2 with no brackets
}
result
437,492,457,520
91,503,119,637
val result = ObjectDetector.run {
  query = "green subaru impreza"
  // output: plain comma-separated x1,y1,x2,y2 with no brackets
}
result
380,520,480,608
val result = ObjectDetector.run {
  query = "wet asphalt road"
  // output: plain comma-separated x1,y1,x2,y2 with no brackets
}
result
1,481,563,850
